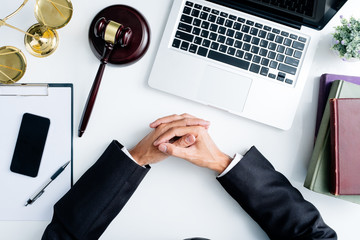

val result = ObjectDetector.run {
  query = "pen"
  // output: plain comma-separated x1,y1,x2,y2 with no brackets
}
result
25,161,70,206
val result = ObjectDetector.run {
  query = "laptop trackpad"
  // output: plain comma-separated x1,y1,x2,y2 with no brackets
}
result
197,66,252,113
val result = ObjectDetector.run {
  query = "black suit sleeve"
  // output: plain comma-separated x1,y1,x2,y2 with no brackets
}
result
217,146,337,240
42,140,150,240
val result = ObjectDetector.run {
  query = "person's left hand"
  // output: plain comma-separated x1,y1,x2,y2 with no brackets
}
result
129,114,210,166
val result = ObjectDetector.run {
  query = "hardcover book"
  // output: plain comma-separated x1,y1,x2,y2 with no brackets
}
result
315,74,360,139
304,80,360,204
330,98,360,195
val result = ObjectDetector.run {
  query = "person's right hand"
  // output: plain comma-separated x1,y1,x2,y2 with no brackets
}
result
153,124,231,174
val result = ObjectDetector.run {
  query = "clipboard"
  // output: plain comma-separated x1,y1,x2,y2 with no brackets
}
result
0,83,73,221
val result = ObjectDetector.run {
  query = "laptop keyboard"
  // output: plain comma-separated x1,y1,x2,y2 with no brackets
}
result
171,0,309,86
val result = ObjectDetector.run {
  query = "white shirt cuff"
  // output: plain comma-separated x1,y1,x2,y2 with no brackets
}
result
217,153,243,178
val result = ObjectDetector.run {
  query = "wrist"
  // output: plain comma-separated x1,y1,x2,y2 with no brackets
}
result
211,152,232,174
129,148,146,166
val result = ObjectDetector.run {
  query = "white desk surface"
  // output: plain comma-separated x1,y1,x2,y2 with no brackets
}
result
1,0,360,239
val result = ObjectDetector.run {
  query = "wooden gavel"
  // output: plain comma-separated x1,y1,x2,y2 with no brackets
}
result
78,17,132,137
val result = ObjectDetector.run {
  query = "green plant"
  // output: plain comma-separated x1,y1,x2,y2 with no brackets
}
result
332,16,360,60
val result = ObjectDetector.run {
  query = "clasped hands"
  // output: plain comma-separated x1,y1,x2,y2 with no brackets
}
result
129,114,232,174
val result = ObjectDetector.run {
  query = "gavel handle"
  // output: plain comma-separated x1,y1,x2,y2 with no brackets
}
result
78,62,106,137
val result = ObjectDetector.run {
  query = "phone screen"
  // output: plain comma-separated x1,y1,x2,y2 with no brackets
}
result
10,113,50,177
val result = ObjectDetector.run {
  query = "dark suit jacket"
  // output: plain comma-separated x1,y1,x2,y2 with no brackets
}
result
42,140,336,240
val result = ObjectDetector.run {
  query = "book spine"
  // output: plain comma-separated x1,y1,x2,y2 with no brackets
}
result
329,99,339,195
304,80,343,190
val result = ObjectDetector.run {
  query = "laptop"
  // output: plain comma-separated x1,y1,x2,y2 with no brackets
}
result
148,0,347,130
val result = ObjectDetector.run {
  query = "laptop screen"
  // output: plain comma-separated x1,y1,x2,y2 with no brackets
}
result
207,0,347,30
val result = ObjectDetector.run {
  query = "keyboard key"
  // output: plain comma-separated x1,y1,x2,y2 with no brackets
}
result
294,50,302,59
217,35,226,43
284,38,292,46
180,15,193,24
183,6,191,15
260,67,269,76
277,75,285,82
236,50,244,58
264,25,271,31
226,29,235,37
203,7,211,12
226,38,234,46
192,27,201,35
172,39,181,48
243,34,251,42
185,1,193,7
197,47,208,56
225,19,234,28
201,21,210,29
268,51,276,59
276,54,285,62
210,42,219,50
189,44,198,53
175,31,194,42
268,73,276,79
278,72,286,78
208,50,250,70
285,56,299,67
250,63,260,73
220,12,228,18
298,37,307,43
275,35,284,44
194,37,202,45
281,31,289,37
227,47,236,55
194,4,202,9
237,17,246,23
229,14,237,20
193,18,201,26
250,27,259,36
252,55,261,63
234,40,242,49
178,22,192,32
260,39,268,48
202,39,210,47
235,31,243,40
251,37,260,45
209,32,217,41
268,42,277,50
208,14,217,22
209,24,218,32
272,28,280,34
233,22,241,30
259,48,268,56
216,17,225,25
244,52,253,61
290,34,298,40
201,30,209,38
292,41,305,50
180,41,189,51
269,60,278,69
258,30,267,38
278,63,296,75
266,33,275,41
285,79,293,84
255,23,263,28
242,25,250,33
246,20,254,26
211,9,219,15
219,44,227,53
243,43,251,51
200,12,208,20
261,58,269,66
191,9,200,17
276,45,285,53
285,48,293,56
251,46,260,54
218,26,226,34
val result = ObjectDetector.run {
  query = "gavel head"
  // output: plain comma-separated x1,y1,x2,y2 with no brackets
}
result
94,17,132,47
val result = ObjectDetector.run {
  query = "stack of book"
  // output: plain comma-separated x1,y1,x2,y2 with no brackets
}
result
304,74,360,204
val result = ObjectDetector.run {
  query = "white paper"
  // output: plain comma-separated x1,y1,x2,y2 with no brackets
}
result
0,85,72,221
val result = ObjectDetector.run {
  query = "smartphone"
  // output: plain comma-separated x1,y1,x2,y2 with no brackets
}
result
10,113,50,177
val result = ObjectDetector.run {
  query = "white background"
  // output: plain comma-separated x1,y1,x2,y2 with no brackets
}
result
1,0,360,239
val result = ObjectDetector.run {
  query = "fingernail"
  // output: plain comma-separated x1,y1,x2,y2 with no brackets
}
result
153,140,158,146
159,144,167,153
186,135,195,144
